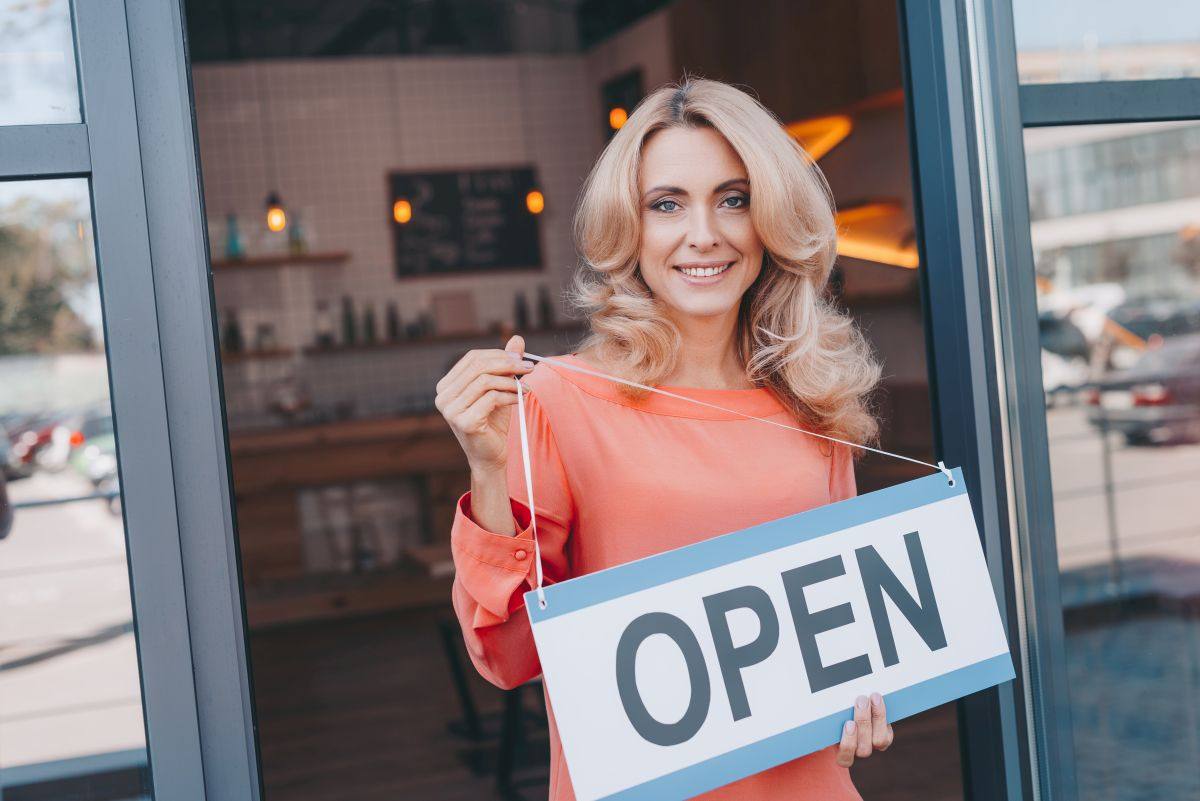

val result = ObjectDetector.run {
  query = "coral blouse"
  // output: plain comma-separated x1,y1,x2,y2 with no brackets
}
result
449,352,862,801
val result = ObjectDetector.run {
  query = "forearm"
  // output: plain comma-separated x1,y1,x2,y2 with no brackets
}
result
469,465,517,536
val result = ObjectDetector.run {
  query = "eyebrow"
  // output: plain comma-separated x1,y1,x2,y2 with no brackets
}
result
642,177,749,200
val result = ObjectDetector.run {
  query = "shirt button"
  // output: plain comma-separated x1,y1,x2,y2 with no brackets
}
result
514,549,528,561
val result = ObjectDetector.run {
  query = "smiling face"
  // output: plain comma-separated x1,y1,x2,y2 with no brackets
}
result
637,125,765,325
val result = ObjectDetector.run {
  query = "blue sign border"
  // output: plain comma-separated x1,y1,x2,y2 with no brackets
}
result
525,466,968,623
595,652,1013,801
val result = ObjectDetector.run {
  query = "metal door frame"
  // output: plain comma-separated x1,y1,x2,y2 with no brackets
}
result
0,2,261,798
902,1,1200,800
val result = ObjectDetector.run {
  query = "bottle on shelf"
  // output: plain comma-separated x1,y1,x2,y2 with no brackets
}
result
513,291,529,331
341,296,357,345
385,302,401,342
222,307,243,353
287,211,308,255
224,213,244,260
536,283,555,331
363,304,377,344
314,300,335,348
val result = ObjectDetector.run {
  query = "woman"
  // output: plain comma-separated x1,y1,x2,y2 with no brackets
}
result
435,76,892,800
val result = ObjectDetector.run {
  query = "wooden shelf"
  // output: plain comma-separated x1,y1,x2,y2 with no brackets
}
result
245,565,452,629
220,347,296,363
301,323,587,356
211,251,350,270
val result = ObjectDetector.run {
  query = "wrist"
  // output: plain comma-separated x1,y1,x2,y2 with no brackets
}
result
469,461,507,483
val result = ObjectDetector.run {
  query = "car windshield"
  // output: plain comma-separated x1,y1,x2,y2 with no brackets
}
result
1135,336,1200,373
80,415,113,439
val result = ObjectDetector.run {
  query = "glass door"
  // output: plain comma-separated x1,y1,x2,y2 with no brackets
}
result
913,0,1200,798
1006,3,1200,799
0,1,219,798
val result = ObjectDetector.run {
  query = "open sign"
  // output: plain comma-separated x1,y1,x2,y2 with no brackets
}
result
525,467,1013,801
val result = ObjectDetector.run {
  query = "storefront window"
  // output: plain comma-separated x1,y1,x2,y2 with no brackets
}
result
1012,0,1200,84
0,179,151,799
0,0,81,125
1024,121,1200,799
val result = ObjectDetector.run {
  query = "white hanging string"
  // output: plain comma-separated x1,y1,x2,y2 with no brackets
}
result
514,376,547,609
512,351,954,609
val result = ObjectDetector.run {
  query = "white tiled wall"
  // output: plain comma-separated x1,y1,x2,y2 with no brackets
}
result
194,53,622,429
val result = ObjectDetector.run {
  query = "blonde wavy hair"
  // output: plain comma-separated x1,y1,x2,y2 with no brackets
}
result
569,75,881,447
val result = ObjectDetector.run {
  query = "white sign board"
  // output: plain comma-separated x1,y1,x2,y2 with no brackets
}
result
524,467,1013,801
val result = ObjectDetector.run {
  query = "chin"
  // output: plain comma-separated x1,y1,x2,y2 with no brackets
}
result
662,296,743,321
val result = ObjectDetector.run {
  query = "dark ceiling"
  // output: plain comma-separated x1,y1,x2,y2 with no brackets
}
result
183,0,675,62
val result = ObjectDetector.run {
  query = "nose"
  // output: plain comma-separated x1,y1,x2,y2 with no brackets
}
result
687,205,721,251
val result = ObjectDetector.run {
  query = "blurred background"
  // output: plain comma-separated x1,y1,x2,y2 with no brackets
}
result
1,0,1198,799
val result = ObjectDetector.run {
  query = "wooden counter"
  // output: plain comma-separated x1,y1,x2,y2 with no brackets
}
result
228,413,469,628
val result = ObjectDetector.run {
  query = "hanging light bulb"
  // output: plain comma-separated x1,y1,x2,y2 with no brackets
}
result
393,199,412,224
609,106,628,130
525,190,545,215
265,191,287,232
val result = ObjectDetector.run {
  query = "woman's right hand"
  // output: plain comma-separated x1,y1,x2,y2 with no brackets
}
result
435,334,534,475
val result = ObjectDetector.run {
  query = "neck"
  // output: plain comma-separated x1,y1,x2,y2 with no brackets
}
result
662,306,751,390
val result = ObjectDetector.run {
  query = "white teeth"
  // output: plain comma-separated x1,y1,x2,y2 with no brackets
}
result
678,262,731,277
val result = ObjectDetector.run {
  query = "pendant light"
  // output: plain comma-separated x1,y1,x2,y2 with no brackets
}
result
256,64,287,233
517,58,544,216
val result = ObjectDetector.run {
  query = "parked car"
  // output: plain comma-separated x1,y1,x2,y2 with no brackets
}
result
1039,311,1092,406
0,470,11,540
1086,332,1200,445
69,410,116,486
6,411,58,478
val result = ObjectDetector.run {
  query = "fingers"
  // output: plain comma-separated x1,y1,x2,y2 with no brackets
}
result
435,348,533,407
439,372,521,420
836,719,857,767
871,692,893,752
456,388,520,435
505,333,526,358
854,695,873,758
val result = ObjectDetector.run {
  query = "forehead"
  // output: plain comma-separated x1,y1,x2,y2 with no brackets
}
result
639,126,747,189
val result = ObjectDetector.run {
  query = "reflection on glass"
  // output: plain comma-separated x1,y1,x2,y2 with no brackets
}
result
1026,122,1200,798
1012,0,1200,84
0,179,151,798
0,0,81,125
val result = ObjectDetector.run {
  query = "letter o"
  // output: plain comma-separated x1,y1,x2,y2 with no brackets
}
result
615,612,711,746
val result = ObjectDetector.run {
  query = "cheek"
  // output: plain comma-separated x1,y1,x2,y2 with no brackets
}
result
638,221,676,281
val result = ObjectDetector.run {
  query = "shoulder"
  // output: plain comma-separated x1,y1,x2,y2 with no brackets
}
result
519,354,571,396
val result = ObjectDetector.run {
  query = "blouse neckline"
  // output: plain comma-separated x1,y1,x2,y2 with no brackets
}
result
540,352,787,421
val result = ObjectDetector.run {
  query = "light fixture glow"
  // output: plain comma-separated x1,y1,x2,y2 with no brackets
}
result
265,191,287,232
393,199,412,224
785,115,853,160
525,190,545,214
609,106,628,130
836,237,919,269
834,201,918,269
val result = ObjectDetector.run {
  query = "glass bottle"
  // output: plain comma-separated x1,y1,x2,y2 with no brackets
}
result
386,302,401,341
224,212,244,260
341,296,357,345
314,300,335,348
537,283,555,330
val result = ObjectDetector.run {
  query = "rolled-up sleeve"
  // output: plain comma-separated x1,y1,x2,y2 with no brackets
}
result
449,386,573,689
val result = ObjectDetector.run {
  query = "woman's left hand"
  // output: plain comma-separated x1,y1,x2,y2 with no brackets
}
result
836,692,893,767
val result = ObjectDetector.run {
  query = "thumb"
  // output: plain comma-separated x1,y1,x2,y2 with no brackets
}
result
504,333,526,359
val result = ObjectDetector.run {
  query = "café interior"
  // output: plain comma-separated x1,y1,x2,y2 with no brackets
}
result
185,0,953,798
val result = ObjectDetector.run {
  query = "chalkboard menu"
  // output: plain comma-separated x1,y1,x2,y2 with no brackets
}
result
389,167,543,277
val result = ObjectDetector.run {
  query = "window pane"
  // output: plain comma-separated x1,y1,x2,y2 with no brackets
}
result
0,0,81,125
1013,0,1200,84
0,179,151,798
1024,122,1200,799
